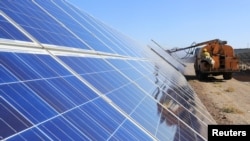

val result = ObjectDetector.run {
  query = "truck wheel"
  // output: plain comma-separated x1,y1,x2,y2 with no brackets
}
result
195,70,199,77
195,70,200,79
198,72,207,81
223,73,232,80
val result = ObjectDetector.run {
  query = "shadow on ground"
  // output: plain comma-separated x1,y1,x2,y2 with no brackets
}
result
233,71,250,82
184,75,225,82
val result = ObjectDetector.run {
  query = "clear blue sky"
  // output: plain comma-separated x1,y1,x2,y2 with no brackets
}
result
68,0,250,49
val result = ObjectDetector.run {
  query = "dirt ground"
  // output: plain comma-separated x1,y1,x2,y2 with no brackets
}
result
184,63,250,124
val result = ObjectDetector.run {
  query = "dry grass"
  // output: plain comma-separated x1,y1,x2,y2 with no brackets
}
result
224,86,235,92
210,91,222,95
220,106,243,114
213,82,222,87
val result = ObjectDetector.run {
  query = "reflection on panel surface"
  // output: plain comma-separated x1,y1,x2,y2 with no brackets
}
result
0,0,215,141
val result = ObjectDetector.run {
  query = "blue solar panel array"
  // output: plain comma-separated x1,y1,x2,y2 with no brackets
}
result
0,0,215,140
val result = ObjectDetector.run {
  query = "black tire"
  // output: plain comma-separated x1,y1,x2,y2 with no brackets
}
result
195,70,200,79
196,65,208,81
195,70,199,77
198,73,202,80
223,73,232,80
197,72,207,81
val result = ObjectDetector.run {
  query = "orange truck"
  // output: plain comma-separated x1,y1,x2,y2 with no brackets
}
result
169,39,239,80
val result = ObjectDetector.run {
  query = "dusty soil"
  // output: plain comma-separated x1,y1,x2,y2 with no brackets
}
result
184,63,250,124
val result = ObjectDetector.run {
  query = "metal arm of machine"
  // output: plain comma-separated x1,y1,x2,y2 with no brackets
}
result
167,39,227,53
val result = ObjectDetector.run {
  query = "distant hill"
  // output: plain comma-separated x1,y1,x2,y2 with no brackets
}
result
235,48,250,54
235,48,250,71
235,48,250,61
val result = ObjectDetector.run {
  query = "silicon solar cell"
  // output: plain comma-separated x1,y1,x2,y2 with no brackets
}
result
0,15,30,41
1,97,32,139
0,0,215,140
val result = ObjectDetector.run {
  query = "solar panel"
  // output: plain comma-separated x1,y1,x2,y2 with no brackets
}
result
0,0,215,140
0,16,27,41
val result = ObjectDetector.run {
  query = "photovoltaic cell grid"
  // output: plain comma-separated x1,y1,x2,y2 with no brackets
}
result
0,0,215,141
0,15,31,41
